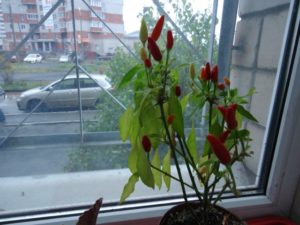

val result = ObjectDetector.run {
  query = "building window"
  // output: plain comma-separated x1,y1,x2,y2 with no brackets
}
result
90,0,101,7
90,20,103,28
20,24,26,30
27,14,38,20
27,4,37,10
91,11,104,19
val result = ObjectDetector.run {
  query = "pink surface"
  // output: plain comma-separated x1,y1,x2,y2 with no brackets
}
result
246,216,298,225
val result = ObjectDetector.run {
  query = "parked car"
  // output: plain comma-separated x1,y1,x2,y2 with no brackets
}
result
23,53,43,63
97,53,114,61
10,55,18,63
16,74,112,112
59,54,71,63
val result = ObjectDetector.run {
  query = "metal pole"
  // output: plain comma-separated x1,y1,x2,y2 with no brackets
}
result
0,66,76,148
217,0,239,80
1,0,65,64
208,0,218,64
152,0,202,60
78,65,127,110
71,0,84,144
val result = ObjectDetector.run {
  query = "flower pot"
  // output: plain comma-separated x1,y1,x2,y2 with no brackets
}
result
160,202,246,225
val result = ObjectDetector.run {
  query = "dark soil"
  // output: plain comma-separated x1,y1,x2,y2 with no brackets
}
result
160,203,245,225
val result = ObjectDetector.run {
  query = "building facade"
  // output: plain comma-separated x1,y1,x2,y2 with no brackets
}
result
0,0,124,56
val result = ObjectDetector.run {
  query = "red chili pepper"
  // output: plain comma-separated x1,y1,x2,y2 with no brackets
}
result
219,130,231,143
151,15,165,41
167,115,175,125
218,105,227,118
211,65,218,83
205,62,211,80
144,58,152,68
200,66,209,81
175,85,181,96
218,104,238,130
207,134,231,165
217,83,225,91
142,135,152,152
227,104,238,130
147,37,162,62
166,30,174,50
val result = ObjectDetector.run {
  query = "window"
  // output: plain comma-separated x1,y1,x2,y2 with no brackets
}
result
90,0,101,7
91,10,104,19
20,24,26,30
54,79,76,90
27,14,38,20
0,0,299,224
90,20,102,28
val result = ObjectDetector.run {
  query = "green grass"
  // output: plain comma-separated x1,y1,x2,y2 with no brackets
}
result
11,61,102,74
3,81,49,91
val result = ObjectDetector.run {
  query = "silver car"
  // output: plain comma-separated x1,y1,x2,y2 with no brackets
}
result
17,74,112,111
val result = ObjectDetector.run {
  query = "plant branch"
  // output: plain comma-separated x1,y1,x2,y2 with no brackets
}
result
150,164,194,190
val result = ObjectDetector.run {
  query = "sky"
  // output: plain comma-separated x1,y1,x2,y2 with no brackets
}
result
122,0,222,34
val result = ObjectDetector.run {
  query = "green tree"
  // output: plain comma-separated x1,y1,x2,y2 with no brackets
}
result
0,55,14,85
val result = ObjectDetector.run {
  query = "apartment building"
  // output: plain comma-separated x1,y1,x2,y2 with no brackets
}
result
0,0,5,50
0,0,125,55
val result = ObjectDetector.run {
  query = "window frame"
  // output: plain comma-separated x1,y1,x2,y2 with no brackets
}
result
1,1,300,225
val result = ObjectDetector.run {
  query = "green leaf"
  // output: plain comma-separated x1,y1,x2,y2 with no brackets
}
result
151,149,162,189
118,64,142,89
237,105,258,123
180,93,191,112
169,96,185,137
246,87,256,96
202,139,211,157
137,148,155,188
120,173,139,203
128,146,138,173
187,123,198,164
119,108,133,141
162,149,171,190
130,113,140,144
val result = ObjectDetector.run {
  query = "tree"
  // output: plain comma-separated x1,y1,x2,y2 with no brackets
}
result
0,55,14,85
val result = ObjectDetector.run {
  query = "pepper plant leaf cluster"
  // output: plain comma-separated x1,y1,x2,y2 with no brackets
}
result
118,16,258,210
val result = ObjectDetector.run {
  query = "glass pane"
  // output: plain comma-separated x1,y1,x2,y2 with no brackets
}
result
0,0,292,222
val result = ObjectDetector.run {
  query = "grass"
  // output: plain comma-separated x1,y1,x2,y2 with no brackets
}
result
11,61,102,74
3,81,49,91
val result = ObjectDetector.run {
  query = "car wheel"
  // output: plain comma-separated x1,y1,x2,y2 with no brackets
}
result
27,99,47,112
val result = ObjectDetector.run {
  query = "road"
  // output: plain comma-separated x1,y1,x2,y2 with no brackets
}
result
0,93,114,177
0,93,98,137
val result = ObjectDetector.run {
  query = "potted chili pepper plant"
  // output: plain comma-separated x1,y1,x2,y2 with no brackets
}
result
118,15,258,225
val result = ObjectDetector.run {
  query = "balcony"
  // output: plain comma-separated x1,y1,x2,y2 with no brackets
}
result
22,0,36,4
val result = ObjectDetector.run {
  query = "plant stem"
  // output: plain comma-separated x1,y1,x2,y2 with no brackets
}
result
159,103,188,202
177,136,204,203
150,164,194,190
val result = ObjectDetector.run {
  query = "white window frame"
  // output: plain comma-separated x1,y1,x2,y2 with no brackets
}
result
1,2,300,225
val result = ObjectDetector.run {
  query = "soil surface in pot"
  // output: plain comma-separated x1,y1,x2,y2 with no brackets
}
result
160,203,244,225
